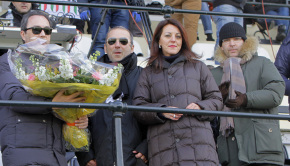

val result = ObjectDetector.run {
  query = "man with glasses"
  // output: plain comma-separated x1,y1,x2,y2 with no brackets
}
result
76,26,148,166
0,10,88,165
211,22,285,166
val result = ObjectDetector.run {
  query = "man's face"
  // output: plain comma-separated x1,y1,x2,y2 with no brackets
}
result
221,37,244,57
104,29,134,62
12,2,32,14
20,15,51,44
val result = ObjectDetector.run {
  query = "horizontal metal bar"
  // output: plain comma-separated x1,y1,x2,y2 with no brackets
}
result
0,100,289,121
3,0,290,20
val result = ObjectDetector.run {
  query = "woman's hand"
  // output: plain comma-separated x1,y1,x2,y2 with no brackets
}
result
186,103,201,110
75,115,88,129
185,103,201,116
162,106,183,120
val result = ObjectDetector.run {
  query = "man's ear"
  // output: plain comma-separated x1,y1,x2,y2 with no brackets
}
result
130,44,134,53
20,30,26,42
104,43,107,54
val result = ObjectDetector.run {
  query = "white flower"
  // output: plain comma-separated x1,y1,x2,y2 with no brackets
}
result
80,59,93,74
35,66,49,81
15,68,28,80
59,59,73,79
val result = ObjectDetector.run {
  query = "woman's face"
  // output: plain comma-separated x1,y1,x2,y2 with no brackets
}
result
159,24,182,57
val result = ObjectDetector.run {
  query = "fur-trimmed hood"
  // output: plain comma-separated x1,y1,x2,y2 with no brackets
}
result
214,36,259,63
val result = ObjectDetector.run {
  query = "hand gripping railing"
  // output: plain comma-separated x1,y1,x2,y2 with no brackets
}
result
0,100,290,166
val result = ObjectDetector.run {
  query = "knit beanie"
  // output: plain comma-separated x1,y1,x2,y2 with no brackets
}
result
219,22,247,47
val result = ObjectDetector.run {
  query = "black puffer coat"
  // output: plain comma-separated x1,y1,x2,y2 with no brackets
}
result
0,53,66,166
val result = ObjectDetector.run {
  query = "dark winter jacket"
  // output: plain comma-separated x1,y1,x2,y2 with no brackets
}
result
0,53,66,166
133,55,223,166
1,3,39,27
275,33,290,111
76,53,147,166
212,37,285,165
213,0,247,10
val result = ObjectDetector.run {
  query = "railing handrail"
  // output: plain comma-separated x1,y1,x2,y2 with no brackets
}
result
2,0,290,20
0,100,289,120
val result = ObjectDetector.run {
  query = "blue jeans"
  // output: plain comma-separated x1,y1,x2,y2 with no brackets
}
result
266,7,289,31
212,4,243,49
200,2,212,34
89,0,129,59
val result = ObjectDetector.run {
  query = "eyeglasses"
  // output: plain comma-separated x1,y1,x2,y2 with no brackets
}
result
222,37,243,45
107,37,129,45
24,26,53,35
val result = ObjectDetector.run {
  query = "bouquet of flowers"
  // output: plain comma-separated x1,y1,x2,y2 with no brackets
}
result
8,39,123,151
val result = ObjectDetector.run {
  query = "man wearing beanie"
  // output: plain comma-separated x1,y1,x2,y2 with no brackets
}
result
211,22,285,166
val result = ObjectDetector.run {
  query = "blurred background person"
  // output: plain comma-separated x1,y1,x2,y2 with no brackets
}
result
275,33,290,113
78,0,130,59
1,2,38,27
212,0,247,50
39,0,86,33
255,0,289,42
199,2,215,41
165,0,201,48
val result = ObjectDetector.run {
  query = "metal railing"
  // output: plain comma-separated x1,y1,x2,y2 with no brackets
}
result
0,100,289,166
2,0,290,21
1,0,290,165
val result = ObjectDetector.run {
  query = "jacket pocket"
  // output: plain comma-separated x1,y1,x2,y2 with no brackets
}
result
15,122,47,148
253,121,283,154
217,135,229,165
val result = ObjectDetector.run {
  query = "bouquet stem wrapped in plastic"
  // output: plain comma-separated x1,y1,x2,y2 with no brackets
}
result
8,39,123,151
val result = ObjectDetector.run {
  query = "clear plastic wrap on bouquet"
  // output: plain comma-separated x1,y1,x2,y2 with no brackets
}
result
8,39,123,151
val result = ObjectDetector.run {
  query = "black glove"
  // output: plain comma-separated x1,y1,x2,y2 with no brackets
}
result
225,91,247,108
218,81,230,102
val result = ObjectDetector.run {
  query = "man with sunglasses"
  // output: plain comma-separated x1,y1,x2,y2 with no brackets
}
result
0,10,89,165
76,26,148,166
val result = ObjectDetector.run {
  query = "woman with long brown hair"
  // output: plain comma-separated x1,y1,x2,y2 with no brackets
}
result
133,19,222,166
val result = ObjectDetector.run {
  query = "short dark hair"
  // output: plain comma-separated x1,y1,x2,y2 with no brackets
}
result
20,10,52,31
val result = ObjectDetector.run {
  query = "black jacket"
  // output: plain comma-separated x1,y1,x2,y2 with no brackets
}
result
1,3,39,27
0,53,66,166
76,53,148,166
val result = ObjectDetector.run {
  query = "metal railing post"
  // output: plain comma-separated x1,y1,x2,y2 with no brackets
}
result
109,101,128,166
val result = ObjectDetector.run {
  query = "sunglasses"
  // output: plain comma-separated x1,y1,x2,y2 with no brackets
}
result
24,26,53,35
107,37,129,45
